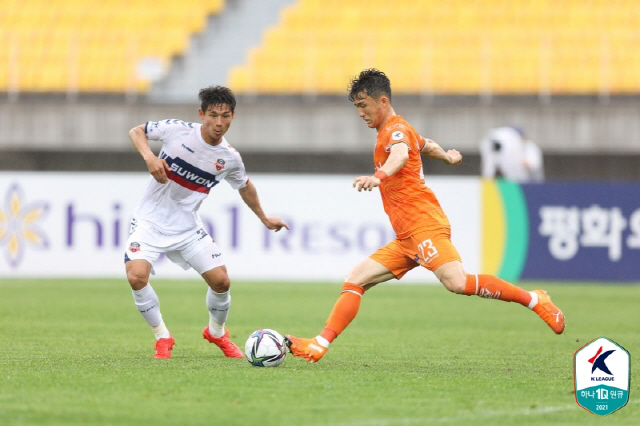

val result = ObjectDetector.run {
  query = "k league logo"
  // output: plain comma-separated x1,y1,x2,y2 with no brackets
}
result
588,346,615,375
574,337,630,416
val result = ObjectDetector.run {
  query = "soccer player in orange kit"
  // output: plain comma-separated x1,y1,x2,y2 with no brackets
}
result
285,69,564,363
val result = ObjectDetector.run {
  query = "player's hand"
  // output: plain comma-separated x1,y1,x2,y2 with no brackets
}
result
145,156,171,183
446,149,463,165
263,216,290,232
353,175,381,192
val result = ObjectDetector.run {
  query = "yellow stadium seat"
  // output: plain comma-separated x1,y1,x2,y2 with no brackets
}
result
1,0,225,92
230,0,640,94
8,0,638,94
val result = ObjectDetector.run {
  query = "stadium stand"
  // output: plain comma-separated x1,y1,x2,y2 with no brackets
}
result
0,0,224,92
229,0,640,94
2,1,638,95
147,0,295,102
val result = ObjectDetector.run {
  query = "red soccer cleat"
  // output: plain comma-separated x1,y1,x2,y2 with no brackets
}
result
532,290,565,334
202,327,244,358
284,335,328,363
154,336,175,359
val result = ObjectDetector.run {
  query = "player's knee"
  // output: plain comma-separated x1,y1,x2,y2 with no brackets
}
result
213,279,230,293
202,265,231,292
434,261,467,294
126,270,148,289
442,278,466,294
345,278,375,292
208,275,231,293
439,272,466,294
344,273,365,286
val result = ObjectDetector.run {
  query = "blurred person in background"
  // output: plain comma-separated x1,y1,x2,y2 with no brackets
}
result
480,126,544,183
285,69,563,363
125,86,289,359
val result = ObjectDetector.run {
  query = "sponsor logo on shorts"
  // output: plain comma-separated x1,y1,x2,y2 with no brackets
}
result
196,228,208,241
129,242,140,253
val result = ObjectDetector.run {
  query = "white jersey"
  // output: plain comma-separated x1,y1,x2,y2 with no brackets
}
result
133,119,248,235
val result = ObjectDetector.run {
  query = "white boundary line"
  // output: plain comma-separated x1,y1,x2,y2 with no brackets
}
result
330,399,638,426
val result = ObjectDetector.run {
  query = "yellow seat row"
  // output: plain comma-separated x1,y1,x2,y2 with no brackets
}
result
0,0,224,92
229,0,640,94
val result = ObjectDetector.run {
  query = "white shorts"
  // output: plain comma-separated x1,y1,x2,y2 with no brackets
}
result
124,218,226,275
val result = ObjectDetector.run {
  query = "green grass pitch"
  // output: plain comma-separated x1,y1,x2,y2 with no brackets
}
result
1,279,638,426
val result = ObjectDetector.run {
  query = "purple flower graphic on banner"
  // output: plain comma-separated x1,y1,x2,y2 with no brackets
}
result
0,183,49,268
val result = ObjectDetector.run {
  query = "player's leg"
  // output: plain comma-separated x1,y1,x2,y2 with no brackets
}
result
202,266,231,337
434,259,532,301
411,229,534,305
286,241,414,363
286,257,395,362
187,243,243,358
433,260,565,334
125,229,174,358
125,259,174,358
319,257,396,342
411,229,564,334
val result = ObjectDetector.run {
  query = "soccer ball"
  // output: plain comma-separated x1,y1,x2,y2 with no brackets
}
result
244,329,286,367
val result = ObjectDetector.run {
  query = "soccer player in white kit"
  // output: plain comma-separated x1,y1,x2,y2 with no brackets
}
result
125,86,289,359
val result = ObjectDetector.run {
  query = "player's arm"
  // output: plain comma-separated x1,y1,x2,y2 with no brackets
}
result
353,142,409,192
238,180,290,232
422,138,463,165
128,124,171,183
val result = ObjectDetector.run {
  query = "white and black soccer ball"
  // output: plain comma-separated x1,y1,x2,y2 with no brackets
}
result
244,329,286,367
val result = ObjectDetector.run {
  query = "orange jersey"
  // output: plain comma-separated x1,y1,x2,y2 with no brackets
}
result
374,115,450,239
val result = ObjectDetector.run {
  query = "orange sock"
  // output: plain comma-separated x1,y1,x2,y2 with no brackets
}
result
319,283,365,343
464,274,532,307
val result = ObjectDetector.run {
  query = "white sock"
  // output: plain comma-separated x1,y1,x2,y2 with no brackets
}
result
315,336,330,348
206,288,231,338
132,284,170,339
151,323,171,340
527,291,539,309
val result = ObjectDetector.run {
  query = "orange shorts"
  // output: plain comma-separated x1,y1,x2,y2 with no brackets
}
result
370,228,461,279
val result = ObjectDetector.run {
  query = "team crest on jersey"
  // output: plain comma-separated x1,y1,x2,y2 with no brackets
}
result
215,158,226,171
392,131,404,141
129,242,141,253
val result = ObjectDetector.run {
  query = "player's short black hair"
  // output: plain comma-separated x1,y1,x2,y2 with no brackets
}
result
198,85,236,113
348,68,392,102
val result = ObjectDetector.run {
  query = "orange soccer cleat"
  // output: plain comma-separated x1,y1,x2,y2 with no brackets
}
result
154,336,175,359
284,335,328,363
202,327,244,358
532,290,565,334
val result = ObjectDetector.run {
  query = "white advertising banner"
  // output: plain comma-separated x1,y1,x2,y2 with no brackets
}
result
0,173,480,283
